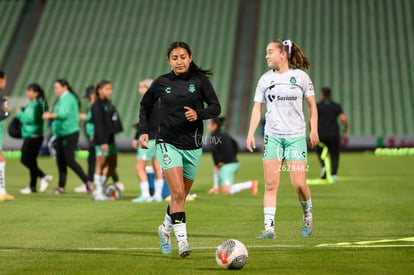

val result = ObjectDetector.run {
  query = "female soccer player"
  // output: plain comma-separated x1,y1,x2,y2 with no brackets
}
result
0,70,13,202
132,78,164,202
139,42,221,258
42,79,92,195
18,83,52,194
75,85,123,193
207,117,258,195
246,39,319,238
91,80,122,200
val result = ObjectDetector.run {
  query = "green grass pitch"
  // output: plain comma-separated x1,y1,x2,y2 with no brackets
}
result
0,152,413,274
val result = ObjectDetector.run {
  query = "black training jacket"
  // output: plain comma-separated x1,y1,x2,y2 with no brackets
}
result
139,71,221,150
91,98,115,146
209,130,239,165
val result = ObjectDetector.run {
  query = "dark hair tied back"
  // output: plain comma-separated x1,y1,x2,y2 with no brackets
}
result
94,80,111,97
167,41,212,77
212,117,226,129
27,83,49,111
55,79,81,108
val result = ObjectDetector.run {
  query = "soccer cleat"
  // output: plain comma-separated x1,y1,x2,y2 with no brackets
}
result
251,180,258,195
131,195,152,202
49,188,65,195
302,217,313,237
86,182,94,195
92,193,111,201
208,188,220,194
20,186,32,194
114,182,125,191
158,225,172,254
74,184,87,193
40,175,53,192
152,195,163,202
178,240,192,258
0,193,14,202
257,228,276,239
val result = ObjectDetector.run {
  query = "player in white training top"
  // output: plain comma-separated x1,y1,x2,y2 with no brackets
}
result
246,39,319,238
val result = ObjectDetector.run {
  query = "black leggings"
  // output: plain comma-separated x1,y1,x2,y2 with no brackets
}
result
20,137,46,192
316,136,340,176
87,141,120,182
55,132,88,188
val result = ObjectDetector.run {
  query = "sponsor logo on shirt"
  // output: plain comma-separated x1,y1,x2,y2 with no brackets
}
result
165,87,171,94
277,95,298,101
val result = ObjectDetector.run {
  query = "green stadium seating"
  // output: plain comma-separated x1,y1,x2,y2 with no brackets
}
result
12,0,239,138
0,0,25,64
252,0,414,136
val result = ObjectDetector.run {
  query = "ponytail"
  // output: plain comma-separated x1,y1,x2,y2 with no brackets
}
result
55,79,81,108
27,83,49,112
211,117,226,129
94,80,111,98
272,39,311,70
167,41,212,77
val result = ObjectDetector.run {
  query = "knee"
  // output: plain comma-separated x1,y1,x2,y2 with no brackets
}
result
264,179,278,192
171,192,186,203
222,185,231,194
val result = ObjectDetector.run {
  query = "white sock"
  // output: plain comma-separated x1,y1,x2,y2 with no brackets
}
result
94,174,104,195
139,181,150,197
300,199,313,220
0,162,5,195
213,171,219,189
154,179,164,198
162,214,173,233
101,176,108,186
230,181,252,194
0,162,6,195
264,207,276,231
173,223,187,242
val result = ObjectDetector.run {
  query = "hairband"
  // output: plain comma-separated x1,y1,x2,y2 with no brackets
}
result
282,40,292,55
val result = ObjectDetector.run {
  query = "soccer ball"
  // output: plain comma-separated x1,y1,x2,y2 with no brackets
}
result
215,239,248,269
104,184,121,200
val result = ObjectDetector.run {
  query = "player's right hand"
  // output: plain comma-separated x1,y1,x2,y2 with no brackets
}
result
246,135,256,153
139,134,149,149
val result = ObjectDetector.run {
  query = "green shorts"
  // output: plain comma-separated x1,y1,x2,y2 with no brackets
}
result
95,143,117,157
263,135,307,162
136,139,157,160
219,162,240,185
156,143,202,180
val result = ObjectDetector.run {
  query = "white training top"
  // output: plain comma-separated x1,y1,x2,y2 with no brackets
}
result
254,68,314,138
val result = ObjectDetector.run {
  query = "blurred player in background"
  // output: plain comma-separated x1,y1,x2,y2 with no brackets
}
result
18,83,52,194
43,79,93,195
76,85,124,193
0,70,13,201
247,39,318,239
207,117,258,195
132,78,164,202
139,42,220,258
91,80,123,200
316,87,349,182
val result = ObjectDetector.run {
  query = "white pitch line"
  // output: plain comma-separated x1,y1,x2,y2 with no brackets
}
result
0,244,412,252
0,244,305,252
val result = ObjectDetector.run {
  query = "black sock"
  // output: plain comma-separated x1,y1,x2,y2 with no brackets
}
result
171,212,186,224
166,205,171,217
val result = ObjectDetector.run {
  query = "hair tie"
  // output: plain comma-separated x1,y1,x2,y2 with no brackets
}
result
282,40,292,56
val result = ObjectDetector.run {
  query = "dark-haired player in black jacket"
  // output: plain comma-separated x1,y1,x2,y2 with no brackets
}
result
91,80,123,200
207,117,258,195
139,42,221,258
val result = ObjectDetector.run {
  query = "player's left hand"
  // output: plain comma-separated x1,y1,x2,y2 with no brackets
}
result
309,131,319,148
184,106,198,122
101,144,109,152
